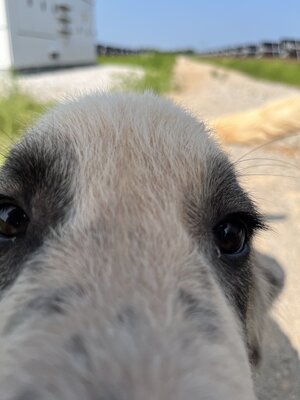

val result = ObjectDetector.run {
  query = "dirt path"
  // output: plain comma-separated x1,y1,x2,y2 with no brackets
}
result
169,57,300,399
169,56,300,120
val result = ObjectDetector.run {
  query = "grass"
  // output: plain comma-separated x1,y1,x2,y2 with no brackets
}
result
0,88,47,161
98,52,177,94
194,56,300,87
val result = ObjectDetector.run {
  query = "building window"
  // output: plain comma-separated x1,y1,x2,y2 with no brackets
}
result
49,51,60,60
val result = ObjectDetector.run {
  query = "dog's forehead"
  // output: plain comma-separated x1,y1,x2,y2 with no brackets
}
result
4,93,225,188
2,93,251,219
46,92,219,166
46,93,224,176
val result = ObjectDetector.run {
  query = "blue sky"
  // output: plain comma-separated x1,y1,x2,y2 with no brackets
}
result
95,0,300,51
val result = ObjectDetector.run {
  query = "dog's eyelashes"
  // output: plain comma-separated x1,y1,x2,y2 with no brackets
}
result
214,218,247,256
0,203,29,241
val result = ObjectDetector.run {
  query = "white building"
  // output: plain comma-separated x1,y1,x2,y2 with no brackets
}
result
0,0,96,70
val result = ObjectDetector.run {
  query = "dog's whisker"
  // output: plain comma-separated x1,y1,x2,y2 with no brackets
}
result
232,131,300,165
236,164,300,175
239,173,300,179
235,157,300,170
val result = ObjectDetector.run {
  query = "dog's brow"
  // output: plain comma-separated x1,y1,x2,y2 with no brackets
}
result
0,134,76,203
188,154,262,229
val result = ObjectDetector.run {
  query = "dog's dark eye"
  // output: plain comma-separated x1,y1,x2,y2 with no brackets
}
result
0,204,29,240
214,219,247,255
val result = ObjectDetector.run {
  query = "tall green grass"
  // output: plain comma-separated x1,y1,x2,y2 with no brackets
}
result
98,53,177,94
0,89,47,161
195,57,300,87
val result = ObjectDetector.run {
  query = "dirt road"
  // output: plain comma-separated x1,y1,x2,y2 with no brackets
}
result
169,57,300,399
169,56,300,120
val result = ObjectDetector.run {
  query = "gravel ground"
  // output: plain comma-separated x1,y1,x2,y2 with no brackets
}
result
0,64,143,102
170,57,300,399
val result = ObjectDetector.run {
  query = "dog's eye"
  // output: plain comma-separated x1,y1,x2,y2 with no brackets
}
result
214,219,247,255
0,203,29,240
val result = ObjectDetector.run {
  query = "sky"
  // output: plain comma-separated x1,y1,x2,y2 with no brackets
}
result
95,0,300,52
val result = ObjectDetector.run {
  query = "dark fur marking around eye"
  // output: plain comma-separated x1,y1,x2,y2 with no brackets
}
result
178,289,220,338
0,133,77,293
185,157,262,328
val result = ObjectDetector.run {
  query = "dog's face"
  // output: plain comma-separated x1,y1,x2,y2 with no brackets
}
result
0,93,281,399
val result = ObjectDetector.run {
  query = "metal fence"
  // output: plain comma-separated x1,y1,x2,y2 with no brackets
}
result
200,39,300,59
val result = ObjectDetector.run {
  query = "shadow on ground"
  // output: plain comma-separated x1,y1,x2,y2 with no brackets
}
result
255,317,300,400
254,253,300,399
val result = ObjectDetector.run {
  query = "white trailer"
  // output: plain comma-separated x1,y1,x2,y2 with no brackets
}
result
0,0,96,70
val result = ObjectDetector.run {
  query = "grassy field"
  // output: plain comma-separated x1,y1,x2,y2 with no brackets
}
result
195,57,300,87
0,89,47,160
98,52,177,94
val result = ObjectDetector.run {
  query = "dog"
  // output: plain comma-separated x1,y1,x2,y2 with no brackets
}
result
0,92,283,399
212,96,300,145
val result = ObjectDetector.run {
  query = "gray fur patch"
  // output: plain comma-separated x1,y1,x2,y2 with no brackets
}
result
117,306,137,325
12,389,39,400
4,288,74,335
178,288,220,338
67,333,91,370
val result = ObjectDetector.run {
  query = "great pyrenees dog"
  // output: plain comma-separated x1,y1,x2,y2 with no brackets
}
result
0,92,283,399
